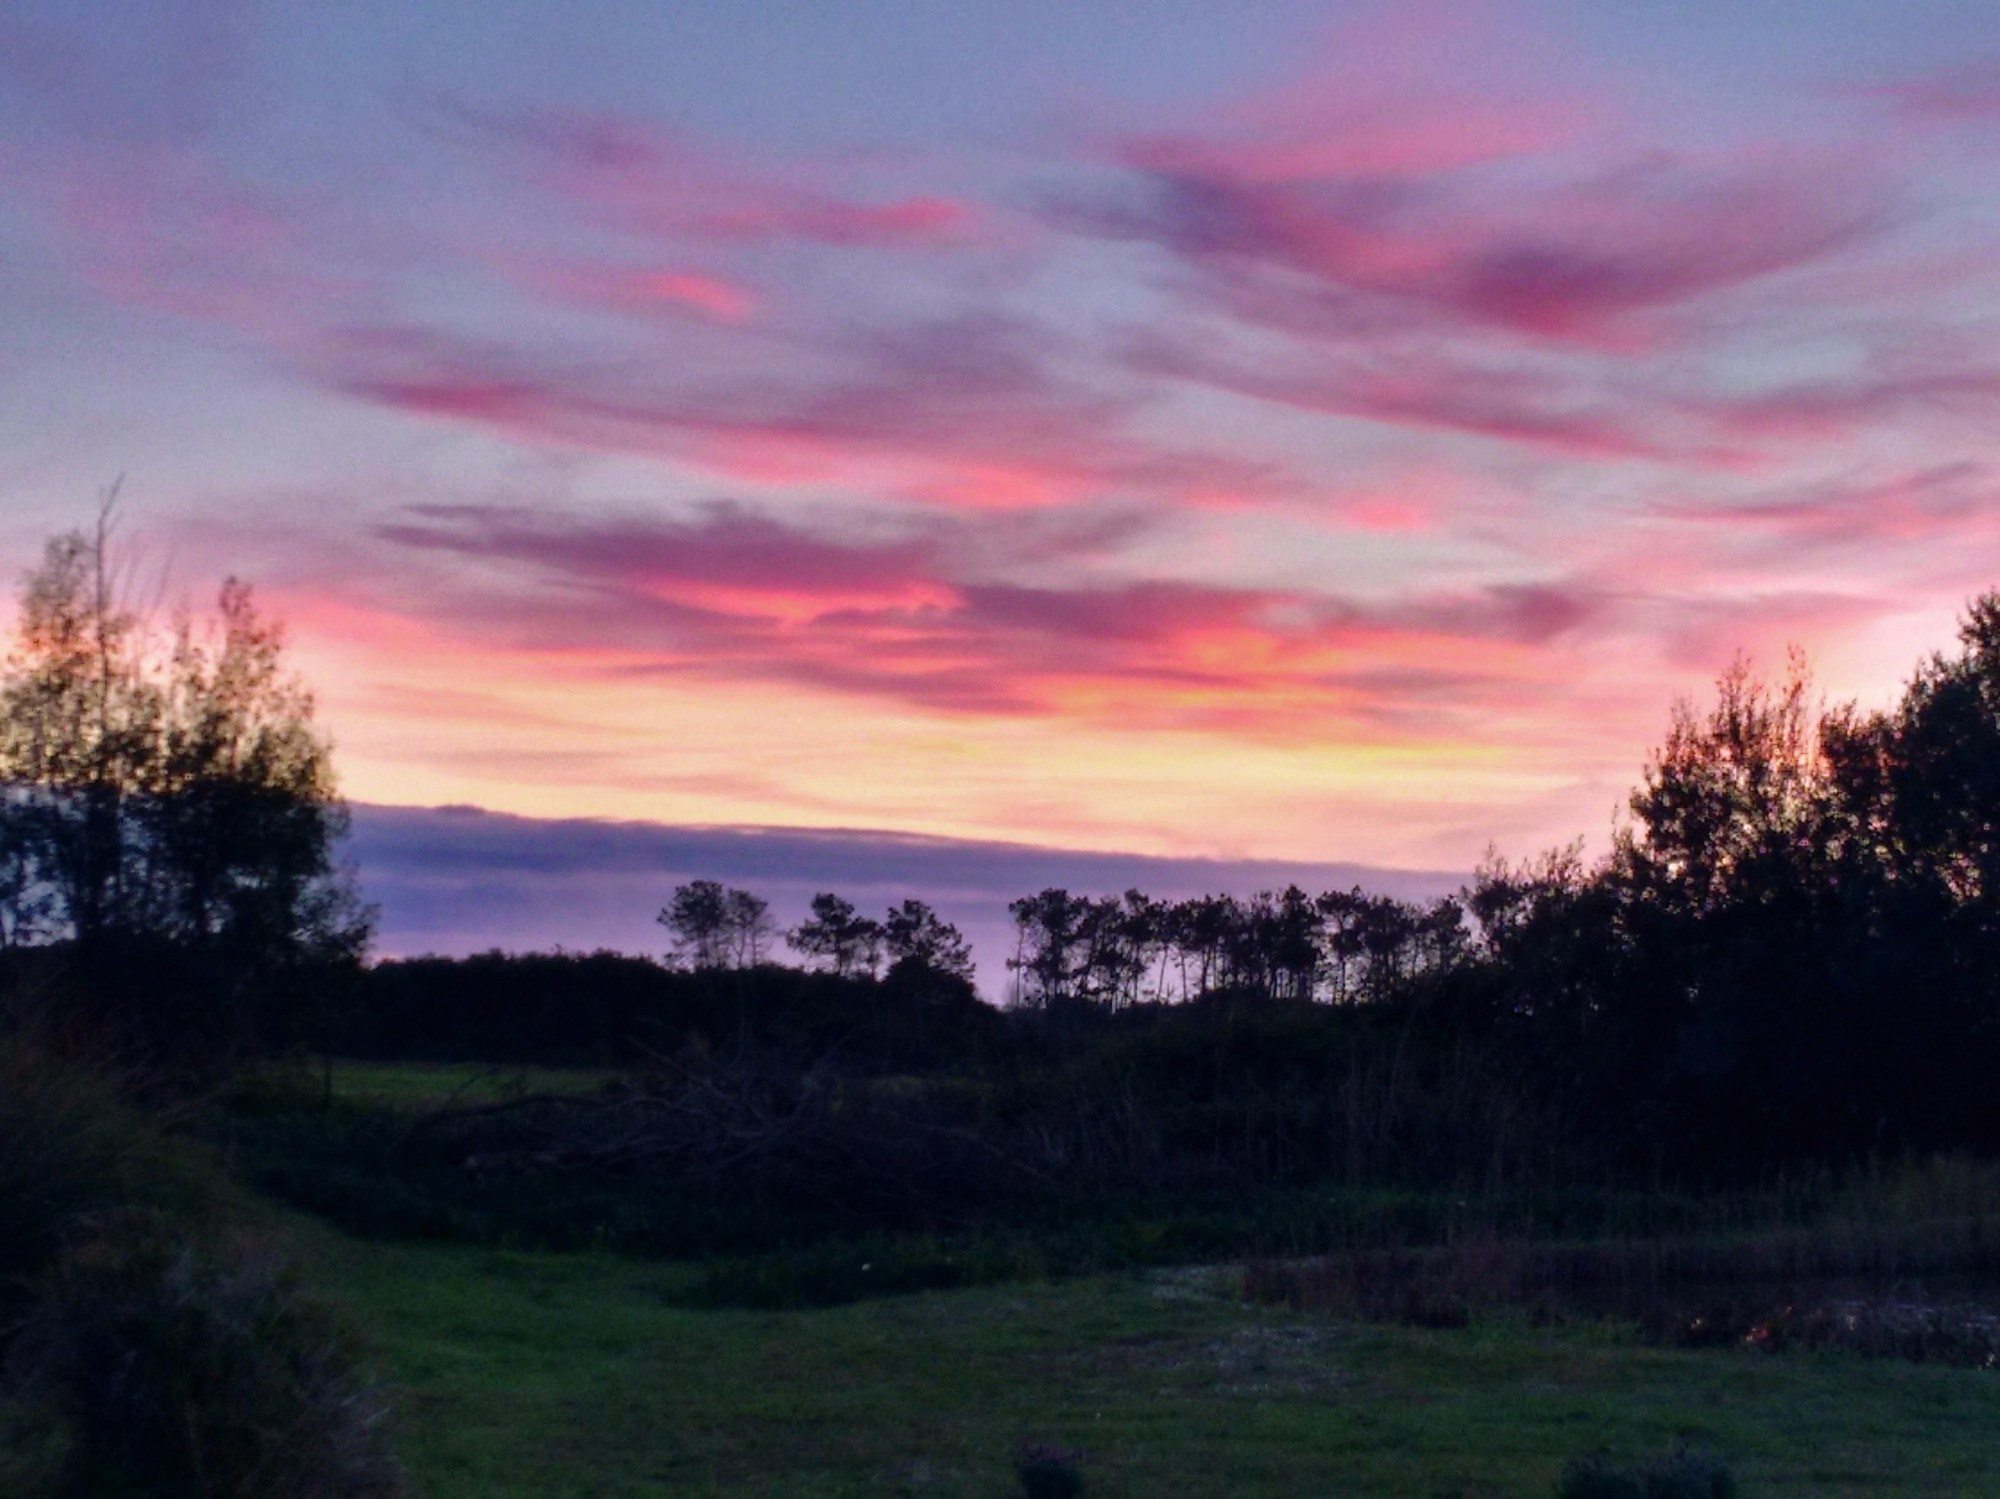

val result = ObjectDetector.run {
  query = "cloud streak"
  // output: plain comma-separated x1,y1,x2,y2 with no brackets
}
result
361,498,1607,738
437,102,986,250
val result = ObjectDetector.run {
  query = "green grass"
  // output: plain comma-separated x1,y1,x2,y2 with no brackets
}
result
308,1234,2000,1496
286,1059,618,1112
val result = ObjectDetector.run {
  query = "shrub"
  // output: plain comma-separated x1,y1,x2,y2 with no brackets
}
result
0,1040,225,1322
0,1043,134,1299
1015,1442,1085,1498
1556,1456,1645,1499
1557,1446,1735,1499
3,1222,400,1497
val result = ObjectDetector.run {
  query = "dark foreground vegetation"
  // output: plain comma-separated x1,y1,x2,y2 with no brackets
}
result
10,505,2000,1492
0,513,397,1494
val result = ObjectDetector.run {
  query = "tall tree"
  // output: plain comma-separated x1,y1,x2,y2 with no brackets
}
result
789,892,882,977
657,881,773,969
881,898,974,985
0,509,367,967
725,887,774,967
659,879,731,969
1614,650,1828,922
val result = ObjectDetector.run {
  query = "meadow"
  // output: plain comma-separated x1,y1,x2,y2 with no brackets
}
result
313,1233,2000,1496
261,1069,2000,1493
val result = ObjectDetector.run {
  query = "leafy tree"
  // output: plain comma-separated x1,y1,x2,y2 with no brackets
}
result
658,879,731,969
1007,887,1090,1006
1613,650,1828,922
880,898,974,985
0,509,368,976
790,892,882,977
1834,594,2000,926
657,880,773,969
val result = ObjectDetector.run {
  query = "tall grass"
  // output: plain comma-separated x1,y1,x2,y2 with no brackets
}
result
1244,1157,2000,1347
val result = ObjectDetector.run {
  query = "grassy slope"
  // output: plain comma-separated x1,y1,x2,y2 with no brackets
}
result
311,1236,2000,1497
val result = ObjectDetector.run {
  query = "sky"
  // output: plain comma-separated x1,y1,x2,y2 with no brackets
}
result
1,1,1996,973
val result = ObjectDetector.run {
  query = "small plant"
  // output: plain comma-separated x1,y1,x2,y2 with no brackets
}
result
1557,1445,1735,1499
1015,1441,1085,1498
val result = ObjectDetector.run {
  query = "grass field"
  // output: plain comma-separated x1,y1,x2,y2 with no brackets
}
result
310,1235,2000,1497
292,1059,618,1111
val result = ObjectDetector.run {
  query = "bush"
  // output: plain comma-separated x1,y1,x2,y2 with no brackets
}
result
3,1223,400,1497
0,1041,224,1322
1557,1446,1735,1499
1015,1442,1085,1498
0,1043,134,1299
1557,1457,1645,1499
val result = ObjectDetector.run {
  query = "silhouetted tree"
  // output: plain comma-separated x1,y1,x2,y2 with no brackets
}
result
1613,650,1827,922
726,888,774,967
1008,887,1091,1006
0,507,368,982
659,880,731,969
657,880,775,969
790,892,882,977
880,898,974,985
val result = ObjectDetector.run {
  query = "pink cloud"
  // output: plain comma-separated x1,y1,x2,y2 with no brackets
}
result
0,137,352,337
1110,0,1590,185
1865,58,2000,124
1652,590,1897,673
693,194,972,247
319,318,1291,511
443,102,984,251
1128,334,1727,466
1698,364,2000,445
1072,150,1884,351
357,500,1606,739
1652,464,1997,550
511,259,759,323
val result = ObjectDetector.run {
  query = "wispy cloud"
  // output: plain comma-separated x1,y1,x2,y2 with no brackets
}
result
1863,58,2000,125
436,101,987,250
317,317,1290,511
1068,152,1884,350
358,498,1607,738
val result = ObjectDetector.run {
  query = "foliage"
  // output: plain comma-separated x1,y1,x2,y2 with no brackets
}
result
788,891,882,977
1004,882,1467,1009
657,879,773,968
0,1039,223,1324
3,1224,400,1498
333,949,999,1069
881,897,975,984
1015,1442,1086,1498
0,510,368,1062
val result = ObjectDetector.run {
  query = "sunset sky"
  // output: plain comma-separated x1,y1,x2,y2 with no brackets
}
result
3,1,1997,964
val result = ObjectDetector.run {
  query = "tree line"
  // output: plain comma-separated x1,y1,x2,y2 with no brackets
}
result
633,593,2000,1177
656,883,975,985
